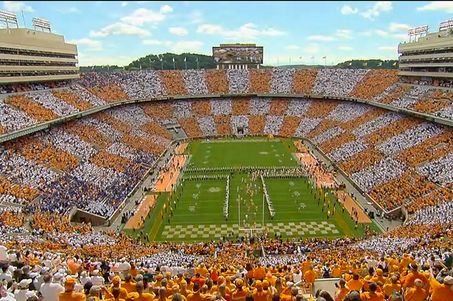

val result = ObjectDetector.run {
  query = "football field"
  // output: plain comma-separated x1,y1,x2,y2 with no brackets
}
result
129,137,376,242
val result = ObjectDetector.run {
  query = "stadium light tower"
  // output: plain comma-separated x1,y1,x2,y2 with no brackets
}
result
32,17,51,32
407,25,428,43
0,11,18,29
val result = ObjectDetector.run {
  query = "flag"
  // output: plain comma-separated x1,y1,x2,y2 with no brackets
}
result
348,62,352,66
184,57,186,62
139,64,142,70
378,62,383,66
393,62,398,66
363,62,368,66
160,57,163,62
322,56,326,59
172,57,175,62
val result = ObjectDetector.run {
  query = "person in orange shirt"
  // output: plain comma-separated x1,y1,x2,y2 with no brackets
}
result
370,269,386,285
403,279,427,301
347,274,363,292
399,254,412,273
331,265,342,279
265,273,276,288
210,269,219,285
219,284,231,301
67,258,81,275
382,276,401,298
252,281,269,301
191,274,205,289
430,275,453,301
253,266,266,281
179,281,191,298
110,276,128,299
130,263,139,278
231,279,248,301
153,275,163,289
187,283,204,301
359,282,384,301
303,267,316,286
155,287,168,301
59,278,86,301
402,263,428,289
196,265,209,278
334,279,349,301
123,275,137,293
106,287,125,301
127,281,154,301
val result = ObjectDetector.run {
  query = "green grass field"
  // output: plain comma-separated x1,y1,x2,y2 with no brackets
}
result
125,137,379,242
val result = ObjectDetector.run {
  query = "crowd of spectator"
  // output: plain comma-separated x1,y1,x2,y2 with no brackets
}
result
2,68,453,139
312,69,369,97
0,69,452,265
0,212,451,301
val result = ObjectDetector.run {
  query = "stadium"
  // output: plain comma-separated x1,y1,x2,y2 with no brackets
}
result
0,2,452,301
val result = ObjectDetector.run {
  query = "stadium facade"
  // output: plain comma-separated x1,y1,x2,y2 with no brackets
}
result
0,26,79,84
398,19,453,82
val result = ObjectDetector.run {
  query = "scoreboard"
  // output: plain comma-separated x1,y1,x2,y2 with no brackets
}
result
213,44,263,65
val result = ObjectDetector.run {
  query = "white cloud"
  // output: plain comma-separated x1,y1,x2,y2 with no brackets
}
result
375,29,389,37
171,41,203,54
197,23,285,41
142,39,203,53
362,27,408,40
340,5,358,15
120,7,171,26
393,33,408,41
307,35,336,42
379,46,397,52
389,22,411,32
285,45,300,50
417,1,453,13
78,52,135,66
57,6,80,14
142,39,173,47
302,43,320,54
197,23,223,34
335,29,353,39
90,22,150,37
361,1,393,20
160,4,173,14
169,26,188,36
337,46,353,51
188,10,203,24
69,38,103,51
306,29,352,42
3,1,33,12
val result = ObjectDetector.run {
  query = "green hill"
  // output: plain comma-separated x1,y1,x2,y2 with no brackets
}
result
127,53,216,70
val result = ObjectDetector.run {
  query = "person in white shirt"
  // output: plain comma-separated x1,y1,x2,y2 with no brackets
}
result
14,279,37,301
0,267,12,283
79,271,91,286
0,282,15,301
0,246,7,262
90,270,104,287
39,274,64,301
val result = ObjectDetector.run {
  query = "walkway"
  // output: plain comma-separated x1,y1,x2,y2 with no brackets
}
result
124,195,157,230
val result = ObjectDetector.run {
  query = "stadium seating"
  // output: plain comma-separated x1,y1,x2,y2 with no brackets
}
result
1,68,453,138
0,70,453,301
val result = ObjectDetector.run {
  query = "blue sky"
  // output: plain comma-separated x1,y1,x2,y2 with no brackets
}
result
2,1,452,66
